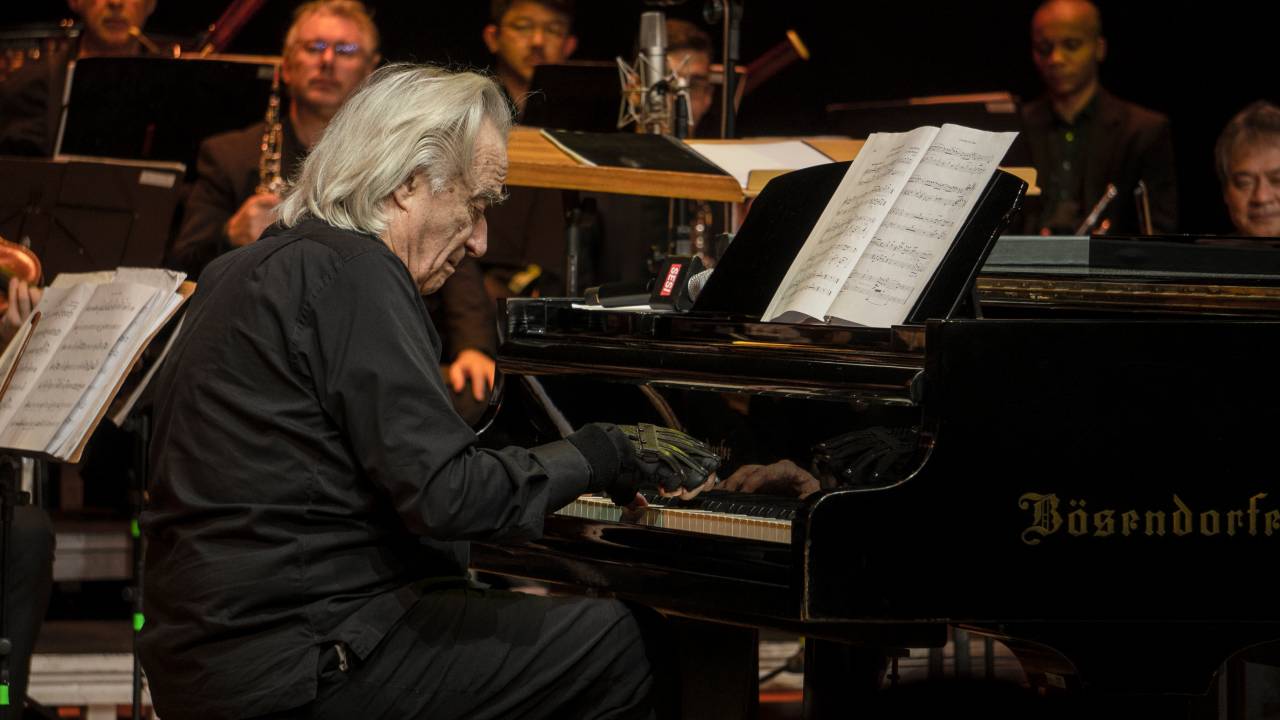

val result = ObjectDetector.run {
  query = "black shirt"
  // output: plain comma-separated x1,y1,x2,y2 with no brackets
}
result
1038,94,1098,234
140,218,598,719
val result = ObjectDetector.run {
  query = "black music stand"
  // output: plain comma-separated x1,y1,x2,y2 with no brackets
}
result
0,157,183,719
56,55,276,177
825,94,1031,167
0,156,183,280
521,61,623,132
692,161,1027,323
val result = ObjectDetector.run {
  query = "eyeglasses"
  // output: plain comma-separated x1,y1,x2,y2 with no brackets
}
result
501,20,570,39
296,39,365,58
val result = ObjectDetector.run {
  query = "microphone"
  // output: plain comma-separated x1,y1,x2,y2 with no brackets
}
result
617,11,672,134
638,12,669,134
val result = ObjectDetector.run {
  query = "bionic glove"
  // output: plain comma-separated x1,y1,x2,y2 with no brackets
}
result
616,423,720,495
567,423,721,505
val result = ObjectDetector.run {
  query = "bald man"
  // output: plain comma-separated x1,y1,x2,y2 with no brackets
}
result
1020,0,1177,235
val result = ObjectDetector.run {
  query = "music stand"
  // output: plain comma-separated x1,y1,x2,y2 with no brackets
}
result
522,61,623,132
0,155,183,719
55,55,277,177
692,161,1027,322
0,156,184,281
825,92,1031,166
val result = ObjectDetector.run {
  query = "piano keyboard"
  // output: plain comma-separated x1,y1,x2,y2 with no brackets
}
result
554,491,798,544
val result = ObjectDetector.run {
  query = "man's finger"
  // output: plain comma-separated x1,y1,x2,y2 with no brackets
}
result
468,366,486,401
448,363,466,393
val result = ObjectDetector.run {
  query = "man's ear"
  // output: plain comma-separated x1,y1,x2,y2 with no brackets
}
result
391,174,418,211
143,0,157,21
67,0,86,15
482,24,501,54
1095,35,1107,63
563,34,578,59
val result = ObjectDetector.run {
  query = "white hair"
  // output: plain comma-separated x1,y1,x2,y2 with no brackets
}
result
278,63,514,237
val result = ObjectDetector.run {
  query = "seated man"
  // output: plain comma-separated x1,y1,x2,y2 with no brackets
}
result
168,0,497,417
1019,0,1177,234
1215,101,1280,238
139,63,712,720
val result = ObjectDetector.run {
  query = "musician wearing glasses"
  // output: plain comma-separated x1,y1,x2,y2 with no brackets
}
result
138,63,716,719
170,1,500,420
482,0,577,114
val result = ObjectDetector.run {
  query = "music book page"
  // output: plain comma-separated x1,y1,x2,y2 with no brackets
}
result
761,124,1016,326
0,268,188,460
683,140,834,190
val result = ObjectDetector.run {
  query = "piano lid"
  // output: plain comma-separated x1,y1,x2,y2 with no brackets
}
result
978,235,1280,315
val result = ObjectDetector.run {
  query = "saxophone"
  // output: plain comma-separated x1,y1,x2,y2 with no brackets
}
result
256,64,287,195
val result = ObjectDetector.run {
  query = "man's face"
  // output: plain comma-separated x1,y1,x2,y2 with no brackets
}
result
69,0,155,52
1031,2,1105,99
669,49,713,129
483,1,578,84
282,12,378,119
1224,140,1280,237
386,122,508,295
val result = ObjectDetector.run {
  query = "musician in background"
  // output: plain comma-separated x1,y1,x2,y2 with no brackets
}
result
1019,0,1177,235
140,63,682,719
170,0,498,419
476,0,577,300
0,0,158,156
1216,101,1280,238
482,0,577,115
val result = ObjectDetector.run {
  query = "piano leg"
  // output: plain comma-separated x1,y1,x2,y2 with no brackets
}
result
802,639,888,719
663,617,759,720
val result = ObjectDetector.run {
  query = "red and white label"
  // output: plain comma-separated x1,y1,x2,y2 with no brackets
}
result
659,263,683,297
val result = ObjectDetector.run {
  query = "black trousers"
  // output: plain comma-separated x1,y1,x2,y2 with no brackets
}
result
262,584,659,720
1,505,55,720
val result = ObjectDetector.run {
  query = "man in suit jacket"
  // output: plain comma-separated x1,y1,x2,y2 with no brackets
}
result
170,1,498,419
1020,0,1177,235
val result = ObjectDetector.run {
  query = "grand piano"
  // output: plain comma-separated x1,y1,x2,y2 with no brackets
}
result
471,162,1280,718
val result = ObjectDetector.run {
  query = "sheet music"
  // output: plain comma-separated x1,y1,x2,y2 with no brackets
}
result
0,285,96,442
825,124,1016,326
48,283,170,457
684,140,834,190
0,283,159,452
762,126,939,323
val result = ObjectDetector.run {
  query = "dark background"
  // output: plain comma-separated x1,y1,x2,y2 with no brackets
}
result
3,0,1274,234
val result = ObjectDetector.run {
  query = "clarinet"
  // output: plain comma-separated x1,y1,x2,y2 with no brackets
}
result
256,64,286,195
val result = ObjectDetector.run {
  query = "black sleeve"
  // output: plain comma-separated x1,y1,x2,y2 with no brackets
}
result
297,249,601,541
167,138,239,278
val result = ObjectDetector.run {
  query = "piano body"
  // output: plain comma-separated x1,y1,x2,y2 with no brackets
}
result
471,162,1280,717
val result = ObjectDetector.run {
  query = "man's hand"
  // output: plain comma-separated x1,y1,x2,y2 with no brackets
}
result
448,348,495,402
615,424,720,501
1,278,42,347
719,460,820,499
225,192,281,248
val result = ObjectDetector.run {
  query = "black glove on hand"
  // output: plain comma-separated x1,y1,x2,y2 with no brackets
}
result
567,423,720,505
617,423,720,495
811,426,918,487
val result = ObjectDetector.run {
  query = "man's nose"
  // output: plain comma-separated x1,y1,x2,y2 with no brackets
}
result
529,28,546,46
1254,177,1277,204
467,216,489,258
